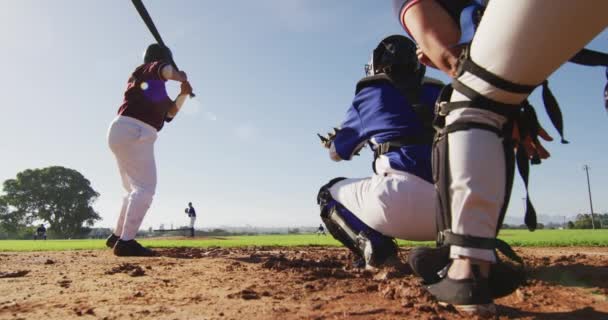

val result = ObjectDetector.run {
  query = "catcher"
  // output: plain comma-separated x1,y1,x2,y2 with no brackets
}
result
317,35,443,269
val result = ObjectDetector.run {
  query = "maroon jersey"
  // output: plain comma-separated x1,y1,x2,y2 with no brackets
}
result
118,61,174,131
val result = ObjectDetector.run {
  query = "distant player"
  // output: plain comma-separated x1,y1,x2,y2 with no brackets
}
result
316,224,326,236
34,224,47,240
317,35,442,269
106,43,193,256
186,202,197,229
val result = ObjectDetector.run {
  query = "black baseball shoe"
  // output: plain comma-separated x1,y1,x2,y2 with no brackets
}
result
426,264,496,316
105,233,119,248
356,232,400,270
408,245,525,298
113,239,156,257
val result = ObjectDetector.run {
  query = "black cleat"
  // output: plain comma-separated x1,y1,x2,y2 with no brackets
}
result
408,245,525,298
357,232,400,270
113,239,156,257
105,233,119,248
426,265,496,316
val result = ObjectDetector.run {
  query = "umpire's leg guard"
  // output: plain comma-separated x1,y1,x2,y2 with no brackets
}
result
420,48,539,309
317,178,398,269
433,49,533,263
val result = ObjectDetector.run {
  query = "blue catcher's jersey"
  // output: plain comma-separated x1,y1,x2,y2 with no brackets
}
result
332,80,442,183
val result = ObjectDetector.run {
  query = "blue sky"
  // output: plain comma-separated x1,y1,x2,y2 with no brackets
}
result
1,1,606,230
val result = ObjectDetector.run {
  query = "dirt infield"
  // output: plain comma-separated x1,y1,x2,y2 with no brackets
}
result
0,247,606,320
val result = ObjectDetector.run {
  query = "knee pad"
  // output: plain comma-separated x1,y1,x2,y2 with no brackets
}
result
317,178,398,268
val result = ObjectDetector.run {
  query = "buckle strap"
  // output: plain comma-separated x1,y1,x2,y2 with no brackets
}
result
570,48,608,67
442,231,496,250
442,231,523,265
459,56,535,94
451,80,520,119
443,122,503,137
374,135,434,157
540,81,569,144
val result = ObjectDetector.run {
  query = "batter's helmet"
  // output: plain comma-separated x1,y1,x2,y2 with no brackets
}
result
143,43,172,63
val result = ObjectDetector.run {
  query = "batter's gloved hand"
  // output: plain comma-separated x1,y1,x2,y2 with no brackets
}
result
180,81,193,96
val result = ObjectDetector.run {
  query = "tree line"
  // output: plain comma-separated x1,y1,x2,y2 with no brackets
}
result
502,213,607,230
0,166,100,239
0,166,605,240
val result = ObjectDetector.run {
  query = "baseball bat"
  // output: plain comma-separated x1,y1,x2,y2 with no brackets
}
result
131,0,195,97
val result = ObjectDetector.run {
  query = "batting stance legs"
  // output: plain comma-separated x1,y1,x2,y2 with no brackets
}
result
108,116,157,251
431,0,607,313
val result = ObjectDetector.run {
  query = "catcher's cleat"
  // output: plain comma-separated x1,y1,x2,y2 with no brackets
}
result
426,265,496,317
105,233,119,249
113,239,156,257
356,232,400,270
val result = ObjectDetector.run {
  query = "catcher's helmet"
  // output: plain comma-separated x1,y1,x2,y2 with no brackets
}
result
365,35,425,83
143,43,172,63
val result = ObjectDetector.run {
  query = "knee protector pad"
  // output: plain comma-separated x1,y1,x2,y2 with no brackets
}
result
317,178,398,268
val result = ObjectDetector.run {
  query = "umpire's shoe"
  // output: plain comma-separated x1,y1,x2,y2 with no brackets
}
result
408,245,525,298
105,233,119,248
113,239,156,257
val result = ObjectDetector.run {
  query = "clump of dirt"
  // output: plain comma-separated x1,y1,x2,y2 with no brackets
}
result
44,259,55,265
73,307,95,316
104,263,145,277
227,288,261,300
57,279,72,288
158,247,230,259
260,254,345,271
0,270,29,278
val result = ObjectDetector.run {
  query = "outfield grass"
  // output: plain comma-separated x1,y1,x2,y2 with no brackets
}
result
0,229,606,252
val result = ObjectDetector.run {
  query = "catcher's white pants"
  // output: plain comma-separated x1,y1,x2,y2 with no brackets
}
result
328,157,436,241
190,216,196,229
108,116,158,241
447,0,608,262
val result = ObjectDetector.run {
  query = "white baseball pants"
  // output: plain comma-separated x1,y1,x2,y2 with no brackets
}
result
328,157,437,241
108,116,158,241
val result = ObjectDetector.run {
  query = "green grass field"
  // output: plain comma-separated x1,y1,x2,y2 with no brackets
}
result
0,229,606,252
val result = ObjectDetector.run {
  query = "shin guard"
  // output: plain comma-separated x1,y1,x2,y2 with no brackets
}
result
432,50,529,265
317,178,398,268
